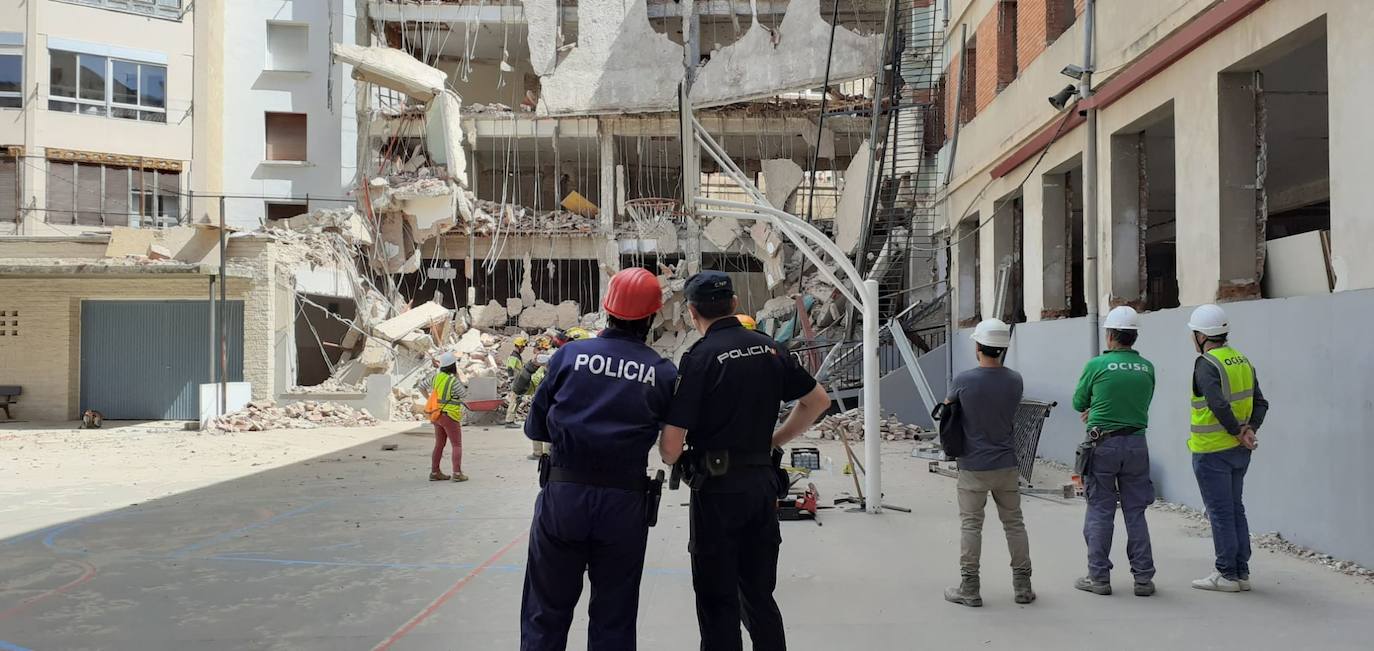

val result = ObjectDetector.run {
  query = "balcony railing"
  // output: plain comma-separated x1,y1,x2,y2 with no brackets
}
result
57,0,183,21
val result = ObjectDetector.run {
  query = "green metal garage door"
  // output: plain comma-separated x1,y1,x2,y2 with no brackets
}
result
79,300,244,420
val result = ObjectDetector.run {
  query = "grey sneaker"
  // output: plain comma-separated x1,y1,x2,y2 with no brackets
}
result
1013,576,1036,604
1192,571,1241,592
944,577,982,607
1238,576,1252,592
1075,576,1112,595
1134,581,1156,597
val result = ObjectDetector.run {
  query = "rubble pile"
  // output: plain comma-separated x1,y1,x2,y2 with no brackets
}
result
466,195,599,235
209,399,378,432
286,377,363,394
392,387,428,421
806,408,930,441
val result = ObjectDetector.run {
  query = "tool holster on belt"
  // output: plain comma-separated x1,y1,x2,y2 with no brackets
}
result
537,453,552,487
772,447,790,500
645,469,665,527
672,449,708,491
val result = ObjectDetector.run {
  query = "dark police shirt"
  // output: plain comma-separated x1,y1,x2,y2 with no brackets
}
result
666,317,817,490
525,328,678,478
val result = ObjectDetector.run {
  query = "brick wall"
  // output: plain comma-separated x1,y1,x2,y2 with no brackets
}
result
974,2,1019,114
0,249,279,421
1017,0,1083,74
945,52,961,141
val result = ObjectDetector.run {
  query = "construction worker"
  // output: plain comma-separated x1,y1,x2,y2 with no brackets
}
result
1072,306,1157,597
661,271,830,651
1186,304,1269,593
943,318,1034,607
509,354,552,457
507,334,530,377
564,326,594,341
429,352,468,482
520,267,678,650
734,313,757,330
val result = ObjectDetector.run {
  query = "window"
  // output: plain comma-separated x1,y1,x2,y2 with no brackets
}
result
49,50,167,122
266,202,307,220
266,22,309,72
265,112,308,161
58,0,183,21
0,53,20,108
46,160,181,227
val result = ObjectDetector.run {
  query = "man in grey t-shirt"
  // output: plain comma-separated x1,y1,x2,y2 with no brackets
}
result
943,318,1033,608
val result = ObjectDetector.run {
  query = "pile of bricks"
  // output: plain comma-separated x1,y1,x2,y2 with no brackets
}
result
807,408,931,442
209,399,378,432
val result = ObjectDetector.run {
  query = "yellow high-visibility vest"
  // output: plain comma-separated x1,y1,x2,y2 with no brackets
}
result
1188,347,1254,453
432,372,465,420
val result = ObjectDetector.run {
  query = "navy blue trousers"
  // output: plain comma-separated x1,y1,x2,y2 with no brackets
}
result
1193,446,1253,580
689,481,785,651
1083,435,1156,582
520,482,649,651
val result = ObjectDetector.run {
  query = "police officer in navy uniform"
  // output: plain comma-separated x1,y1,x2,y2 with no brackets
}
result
520,267,679,651
661,271,832,651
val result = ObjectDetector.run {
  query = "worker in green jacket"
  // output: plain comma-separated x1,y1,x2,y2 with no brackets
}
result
1071,306,1157,597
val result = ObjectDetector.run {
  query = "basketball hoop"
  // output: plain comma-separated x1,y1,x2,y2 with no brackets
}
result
624,197,683,224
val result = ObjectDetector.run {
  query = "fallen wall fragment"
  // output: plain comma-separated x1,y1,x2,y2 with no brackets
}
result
333,43,447,102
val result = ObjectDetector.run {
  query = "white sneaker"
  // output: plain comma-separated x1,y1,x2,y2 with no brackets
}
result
1192,572,1242,593
1238,577,1252,592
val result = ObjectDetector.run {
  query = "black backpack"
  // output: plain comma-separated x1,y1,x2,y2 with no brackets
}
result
932,401,966,459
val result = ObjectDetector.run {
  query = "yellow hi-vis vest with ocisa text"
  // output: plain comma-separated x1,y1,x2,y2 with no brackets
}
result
432,372,465,421
1188,347,1254,453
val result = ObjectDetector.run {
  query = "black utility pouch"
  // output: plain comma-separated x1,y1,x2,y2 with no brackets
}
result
704,450,730,477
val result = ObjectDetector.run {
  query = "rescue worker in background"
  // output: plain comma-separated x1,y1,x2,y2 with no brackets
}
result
429,352,468,482
507,335,530,378
1186,304,1268,593
519,267,678,650
734,314,757,330
1071,306,1157,597
943,319,1034,607
507,336,551,431
660,271,830,651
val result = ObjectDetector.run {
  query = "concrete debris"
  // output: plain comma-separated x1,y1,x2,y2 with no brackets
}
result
373,301,451,342
464,102,515,115
703,217,740,250
147,243,172,260
506,297,524,317
761,158,804,210
518,300,559,329
555,300,581,328
277,207,374,247
425,89,468,187
1148,500,1374,583
471,300,512,328
286,377,362,394
209,399,378,432
332,43,447,102
835,140,871,254
808,408,931,441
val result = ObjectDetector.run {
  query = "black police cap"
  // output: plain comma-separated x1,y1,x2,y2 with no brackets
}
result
685,270,734,302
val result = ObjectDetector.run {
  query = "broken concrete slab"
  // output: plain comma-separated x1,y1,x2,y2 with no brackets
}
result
147,243,172,260
836,140,871,254
280,208,374,247
104,227,157,258
332,43,447,102
373,301,451,342
425,89,468,187
506,297,524,318
472,300,510,328
357,338,392,372
703,217,741,250
454,328,485,355
518,300,559,329
533,0,684,115
520,255,538,306
555,300,581,328
397,331,433,353
762,159,805,210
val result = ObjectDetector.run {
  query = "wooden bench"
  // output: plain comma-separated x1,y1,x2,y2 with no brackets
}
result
0,385,19,420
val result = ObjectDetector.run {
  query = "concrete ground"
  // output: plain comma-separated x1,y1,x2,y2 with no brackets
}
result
1,423,1371,650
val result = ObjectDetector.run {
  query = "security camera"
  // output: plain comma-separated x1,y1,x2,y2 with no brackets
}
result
1048,85,1079,110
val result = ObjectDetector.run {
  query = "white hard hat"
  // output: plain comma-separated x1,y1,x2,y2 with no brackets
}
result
1102,305,1140,330
1187,304,1229,337
971,318,1013,348
437,351,457,367
535,353,552,365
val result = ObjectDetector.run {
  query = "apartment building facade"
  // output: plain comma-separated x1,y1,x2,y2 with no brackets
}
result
938,0,1374,566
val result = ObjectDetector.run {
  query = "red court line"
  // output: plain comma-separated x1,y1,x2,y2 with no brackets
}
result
0,560,98,621
371,532,528,651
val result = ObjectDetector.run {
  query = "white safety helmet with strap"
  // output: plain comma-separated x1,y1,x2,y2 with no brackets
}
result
1102,305,1140,330
437,351,457,367
971,318,1013,348
1187,304,1229,337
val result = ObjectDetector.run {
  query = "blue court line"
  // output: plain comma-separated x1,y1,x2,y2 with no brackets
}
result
170,500,331,558
0,641,34,651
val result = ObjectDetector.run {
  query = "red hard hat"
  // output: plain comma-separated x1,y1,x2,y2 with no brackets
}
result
603,267,663,320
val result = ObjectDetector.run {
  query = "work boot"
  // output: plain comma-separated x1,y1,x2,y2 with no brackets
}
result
1013,576,1036,604
943,577,982,607
504,421,518,429
1074,576,1112,595
1134,581,1156,597
1192,572,1241,593
452,473,470,482
429,471,451,481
